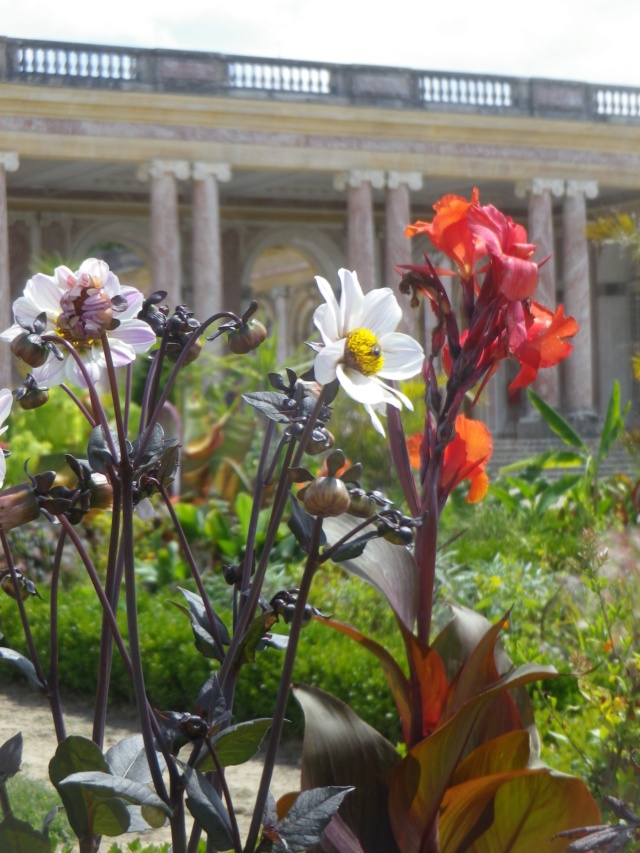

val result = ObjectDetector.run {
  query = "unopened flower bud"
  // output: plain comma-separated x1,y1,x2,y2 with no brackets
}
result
10,333,49,368
166,337,203,365
227,319,267,354
0,483,40,531
88,474,114,511
17,385,49,410
302,477,350,518
305,429,334,456
0,571,42,601
377,522,414,546
347,490,377,519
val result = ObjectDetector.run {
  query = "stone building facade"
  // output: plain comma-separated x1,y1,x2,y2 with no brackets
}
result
1,37,640,434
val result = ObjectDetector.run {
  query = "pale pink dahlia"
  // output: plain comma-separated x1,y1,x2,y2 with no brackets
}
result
1,259,156,388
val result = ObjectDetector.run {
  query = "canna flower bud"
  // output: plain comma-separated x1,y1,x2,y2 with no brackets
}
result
227,319,267,354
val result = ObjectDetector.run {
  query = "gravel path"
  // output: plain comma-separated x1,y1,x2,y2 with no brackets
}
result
0,679,302,851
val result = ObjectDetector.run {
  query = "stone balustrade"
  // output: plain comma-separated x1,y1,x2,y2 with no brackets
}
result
1,36,639,123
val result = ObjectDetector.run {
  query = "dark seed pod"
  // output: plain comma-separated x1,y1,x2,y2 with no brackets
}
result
347,491,377,519
227,319,267,354
381,525,415,547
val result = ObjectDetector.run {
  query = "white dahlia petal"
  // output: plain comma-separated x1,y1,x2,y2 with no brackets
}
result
377,333,425,379
106,339,137,367
117,287,145,320
0,388,12,427
338,269,364,333
313,302,340,346
364,403,387,437
66,350,103,388
110,319,156,353
336,365,387,405
0,322,25,343
32,354,67,387
314,277,341,342
24,275,64,314
314,339,345,384
0,454,5,490
360,289,402,338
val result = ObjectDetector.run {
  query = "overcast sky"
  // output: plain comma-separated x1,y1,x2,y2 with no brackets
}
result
0,0,637,88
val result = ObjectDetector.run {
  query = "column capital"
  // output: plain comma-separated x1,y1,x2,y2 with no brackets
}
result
387,170,423,191
0,152,19,172
333,169,386,191
192,162,232,182
40,212,71,228
565,179,599,200
515,177,564,198
137,159,191,182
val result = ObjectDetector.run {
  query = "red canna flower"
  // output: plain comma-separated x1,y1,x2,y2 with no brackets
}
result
408,415,493,504
509,301,579,392
405,188,483,282
467,203,538,301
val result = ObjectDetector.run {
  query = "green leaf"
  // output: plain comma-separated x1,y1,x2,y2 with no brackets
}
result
273,786,354,852
534,475,581,517
440,769,601,852
0,814,52,853
293,683,401,853
195,719,273,772
49,736,112,840
105,735,165,784
182,766,234,850
59,771,171,821
598,380,630,462
0,732,23,783
233,611,279,667
388,661,560,853
323,515,418,631
0,648,43,690
527,390,586,450
500,449,584,473
173,502,203,539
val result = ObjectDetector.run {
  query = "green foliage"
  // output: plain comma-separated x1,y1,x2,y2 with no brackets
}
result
5,775,74,850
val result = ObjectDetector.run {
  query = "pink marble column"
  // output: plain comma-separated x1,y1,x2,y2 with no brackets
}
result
334,170,384,292
138,160,189,310
385,171,423,335
0,152,19,389
516,178,564,407
191,162,231,322
563,179,598,413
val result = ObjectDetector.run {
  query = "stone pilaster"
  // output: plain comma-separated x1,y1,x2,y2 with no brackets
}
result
138,159,189,310
272,286,289,365
334,170,384,292
0,152,18,389
563,179,598,418
516,177,564,407
191,162,231,322
385,171,423,336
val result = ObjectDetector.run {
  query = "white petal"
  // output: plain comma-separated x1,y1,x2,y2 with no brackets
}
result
0,322,25,343
54,265,77,289
0,453,5,489
377,333,425,379
136,497,157,520
0,388,12,426
32,353,67,387
110,319,156,353
360,289,402,338
106,338,137,367
364,403,387,437
24,274,64,312
314,276,340,343
66,350,104,389
116,287,144,320
336,365,387,405
375,379,413,410
313,303,339,346
338,270,364,334
314,339,345,385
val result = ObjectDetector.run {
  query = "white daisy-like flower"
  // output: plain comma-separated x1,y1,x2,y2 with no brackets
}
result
0,388,13,489
0,259,157,389
312,269,424,436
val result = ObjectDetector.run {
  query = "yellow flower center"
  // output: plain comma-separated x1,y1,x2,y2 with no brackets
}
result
345,328,384,377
